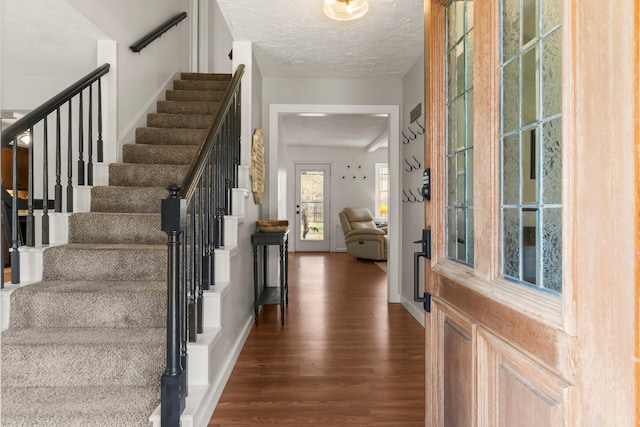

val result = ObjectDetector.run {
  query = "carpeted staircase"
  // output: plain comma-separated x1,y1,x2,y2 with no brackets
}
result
1,72,232,426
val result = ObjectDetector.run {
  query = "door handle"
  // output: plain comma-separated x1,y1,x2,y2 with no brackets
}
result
413,229,431,303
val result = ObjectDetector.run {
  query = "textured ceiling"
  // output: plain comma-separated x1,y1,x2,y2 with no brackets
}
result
216,0,425,79
216,0,424,149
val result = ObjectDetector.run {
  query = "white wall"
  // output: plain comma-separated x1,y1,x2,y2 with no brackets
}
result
209,0,233,74
65,0,191,150
401,54,426,326
1,0,106,110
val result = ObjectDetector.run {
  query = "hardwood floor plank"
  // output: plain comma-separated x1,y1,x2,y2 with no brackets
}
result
208,253,425,426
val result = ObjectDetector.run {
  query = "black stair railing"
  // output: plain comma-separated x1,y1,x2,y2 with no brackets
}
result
160,64,244,426
1,63,110,288
130,12,188,53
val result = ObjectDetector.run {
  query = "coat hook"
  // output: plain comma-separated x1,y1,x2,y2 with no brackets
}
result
412,154,422,169
415,187,425,202
404,158,415,172
402,189,411,203
408,189,419,203
401,132,411,144
407,127,417,140
416,119,425,134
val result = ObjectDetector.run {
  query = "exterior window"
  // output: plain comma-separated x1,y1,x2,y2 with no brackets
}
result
375,163,388,222
500,0,562,292
445,0,474,265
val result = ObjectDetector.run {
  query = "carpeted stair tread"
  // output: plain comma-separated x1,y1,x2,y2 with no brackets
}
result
91,186,168,213
0,386,160,427
9,280,165,329
135,126,207,145
123,143,198,165
180,72,231,81
157,100,220,115
43,243,166,282
165,89,224,102
147,112,214,129
173,79,229,91
2,327,164,387
69,212,164,244
108,163,188,187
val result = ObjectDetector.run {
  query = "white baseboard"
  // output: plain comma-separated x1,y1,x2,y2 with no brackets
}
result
401,295,426,328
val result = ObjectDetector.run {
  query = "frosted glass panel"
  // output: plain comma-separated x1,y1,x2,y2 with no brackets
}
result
448,156,456,203
503,0,520,61
467,208,475,263
522,0,538,46
542,29,562,118
542,118,562,204
542,208,562,292
503,134,520,205
521,128,539,205
542,0,561,33
466,31,474,90
446,0,474,267
503,208,521,279
503,59,520,133
501,0,562,294
448,102,457,153
447,209,457,258
522,47,539,126
467,149,474,206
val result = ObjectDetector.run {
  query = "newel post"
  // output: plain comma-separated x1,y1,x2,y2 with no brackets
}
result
160,185,186,426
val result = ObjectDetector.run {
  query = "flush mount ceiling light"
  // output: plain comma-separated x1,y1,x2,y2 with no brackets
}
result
324,0,369,21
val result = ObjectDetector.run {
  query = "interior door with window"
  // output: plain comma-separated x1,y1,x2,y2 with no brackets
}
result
423,0,636,426
295,163,331,252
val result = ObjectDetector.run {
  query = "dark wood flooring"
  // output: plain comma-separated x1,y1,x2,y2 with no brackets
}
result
208,252,425,426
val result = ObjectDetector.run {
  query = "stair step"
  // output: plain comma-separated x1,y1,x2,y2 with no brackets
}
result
166,89,224,102
69,212,164,244
9,280,166,329
90,186,167,214
135,127,207,146
157,100,220,115
108,163,188,187
123,143,198,165
42,244,166,282
1,327,164,387
1,385,160,427
180,72,232,81
147,112,214,129
173,80,229,92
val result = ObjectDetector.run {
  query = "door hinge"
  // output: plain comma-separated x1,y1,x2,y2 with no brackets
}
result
424,292,431,313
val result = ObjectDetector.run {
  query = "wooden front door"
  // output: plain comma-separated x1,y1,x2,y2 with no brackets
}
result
423,1,638,426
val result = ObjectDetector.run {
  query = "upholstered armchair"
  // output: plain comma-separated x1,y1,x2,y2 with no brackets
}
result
338,207,387,261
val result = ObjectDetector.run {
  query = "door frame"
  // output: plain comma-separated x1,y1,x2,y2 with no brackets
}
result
294,162,332,252
269,104,401,303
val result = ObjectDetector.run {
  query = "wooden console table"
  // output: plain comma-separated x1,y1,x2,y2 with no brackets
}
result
251,228,289,325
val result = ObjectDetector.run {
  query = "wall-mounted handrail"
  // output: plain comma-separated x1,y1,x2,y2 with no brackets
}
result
130,12,187,53
1,63,110,287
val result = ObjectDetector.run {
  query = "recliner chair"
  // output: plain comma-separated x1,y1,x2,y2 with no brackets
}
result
338,207,387,261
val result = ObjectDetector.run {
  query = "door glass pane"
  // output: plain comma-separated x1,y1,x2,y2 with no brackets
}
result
445,0,474,266
300,171,325,240
500,0,562,293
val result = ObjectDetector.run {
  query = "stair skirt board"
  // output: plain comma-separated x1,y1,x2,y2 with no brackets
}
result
150,314,253,427
0,72,250,426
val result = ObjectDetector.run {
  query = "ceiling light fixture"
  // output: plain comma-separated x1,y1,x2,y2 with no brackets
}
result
324,0,369,21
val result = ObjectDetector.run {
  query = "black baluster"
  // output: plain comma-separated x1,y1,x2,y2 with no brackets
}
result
97,78,104,163
197,180,204,334
77,91,85,186
10,135,20,284
188,192,196,343
42,118,49,245
26,126,35,247
88,84,94,186
67,101,73,212
54,108,62,212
